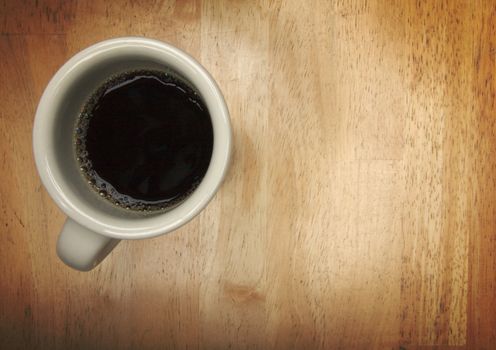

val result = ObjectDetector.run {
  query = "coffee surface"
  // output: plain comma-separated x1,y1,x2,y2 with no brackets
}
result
75,69,213,212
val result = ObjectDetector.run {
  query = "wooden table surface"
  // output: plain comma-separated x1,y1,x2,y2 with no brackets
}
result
1,1,496,349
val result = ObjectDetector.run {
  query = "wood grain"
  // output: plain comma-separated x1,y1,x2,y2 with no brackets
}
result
1,1,495,349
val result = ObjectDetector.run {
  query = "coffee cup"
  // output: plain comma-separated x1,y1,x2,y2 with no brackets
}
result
33,37,232,271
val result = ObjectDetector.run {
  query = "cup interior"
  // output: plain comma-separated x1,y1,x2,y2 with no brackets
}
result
34,39,231,238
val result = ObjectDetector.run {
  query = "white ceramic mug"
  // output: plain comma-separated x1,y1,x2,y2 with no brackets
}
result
33,37,232,271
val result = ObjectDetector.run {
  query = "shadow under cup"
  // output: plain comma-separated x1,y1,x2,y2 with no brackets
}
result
37,41,231,238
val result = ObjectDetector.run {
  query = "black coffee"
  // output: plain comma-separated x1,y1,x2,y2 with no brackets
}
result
74,69,214,212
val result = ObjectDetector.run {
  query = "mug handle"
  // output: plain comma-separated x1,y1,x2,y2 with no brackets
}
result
57,219,120,271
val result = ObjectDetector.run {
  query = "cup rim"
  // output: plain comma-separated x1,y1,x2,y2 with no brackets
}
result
33,37,231,239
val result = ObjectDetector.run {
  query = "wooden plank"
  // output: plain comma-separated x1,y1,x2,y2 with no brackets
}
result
400,1,473,347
